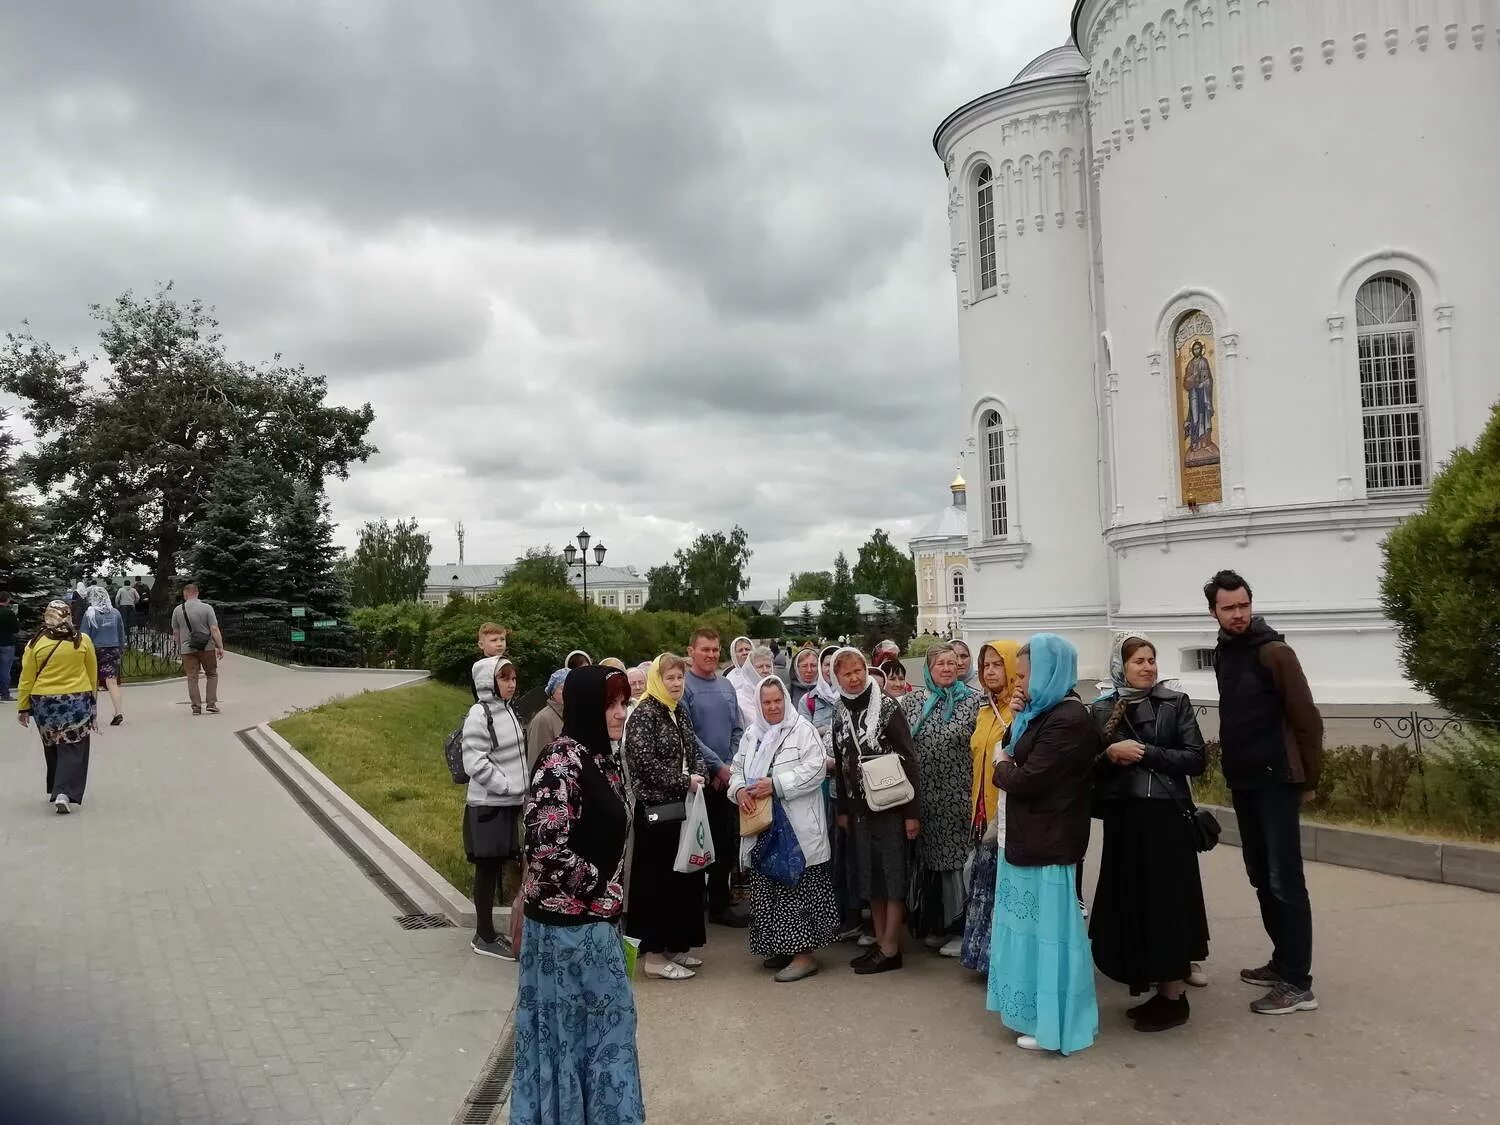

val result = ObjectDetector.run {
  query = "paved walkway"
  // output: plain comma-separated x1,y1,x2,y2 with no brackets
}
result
0,657,513,1125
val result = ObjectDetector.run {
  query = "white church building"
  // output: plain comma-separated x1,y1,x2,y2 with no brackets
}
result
932,1,1498,701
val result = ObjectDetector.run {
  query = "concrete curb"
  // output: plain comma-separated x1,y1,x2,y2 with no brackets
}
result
1204,804,1500,893
252,721,477,924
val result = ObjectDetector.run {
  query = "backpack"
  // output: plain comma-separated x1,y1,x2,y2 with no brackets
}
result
444,703,500,785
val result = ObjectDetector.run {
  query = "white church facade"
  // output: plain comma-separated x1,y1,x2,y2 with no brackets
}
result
932,1,1499,701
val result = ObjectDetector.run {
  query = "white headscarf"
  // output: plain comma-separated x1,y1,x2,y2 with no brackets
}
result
85,585,112,612
745,675,795,780
812,644,841,705
725,635,758,722
830,647,883,750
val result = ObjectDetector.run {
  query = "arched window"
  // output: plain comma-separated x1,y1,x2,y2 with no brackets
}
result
951,569,966,605
1356,275,1426,492
981,408,1009,538
974,165,996,295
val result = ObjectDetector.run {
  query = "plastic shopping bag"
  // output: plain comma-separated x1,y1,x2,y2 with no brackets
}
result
751,803,806,887
672,787,716,874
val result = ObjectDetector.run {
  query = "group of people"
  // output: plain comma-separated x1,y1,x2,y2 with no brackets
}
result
456,568,1324,1122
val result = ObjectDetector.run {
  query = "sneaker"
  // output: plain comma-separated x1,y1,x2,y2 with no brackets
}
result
191,706,202,716
109,715,123,726
471,934,517,962
1134,995,1190,1032
206,704,220,714
938,936,964,958
1187,963,1209,988
1015,1035,1046,1052
1078,899,1089,919
53,794,71,815
854,950,904,975
1250,982,1318,1015
1240,962,1282,987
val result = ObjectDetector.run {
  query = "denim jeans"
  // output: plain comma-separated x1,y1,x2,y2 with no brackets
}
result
1231,784,1313,990
0,643,14,700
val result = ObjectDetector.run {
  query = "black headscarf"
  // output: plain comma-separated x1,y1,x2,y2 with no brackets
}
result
562,665,627,759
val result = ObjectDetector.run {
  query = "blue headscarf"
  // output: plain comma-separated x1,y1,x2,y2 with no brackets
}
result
912,644,976,737
1006,633,1079,750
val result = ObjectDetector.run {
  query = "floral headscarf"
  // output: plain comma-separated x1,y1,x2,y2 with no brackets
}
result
41,599,77,640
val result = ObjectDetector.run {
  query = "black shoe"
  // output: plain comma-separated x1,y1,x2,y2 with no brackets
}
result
763,955,793,971
1133,995,1189,1032
854,950,904,975
109,715,123,726
849,947,879,969
1240,962,1282,987
709,910,750,929
1125,993,1170,1021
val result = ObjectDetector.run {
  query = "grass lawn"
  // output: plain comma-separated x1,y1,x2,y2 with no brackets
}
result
123,648,181,681
272,679,479,895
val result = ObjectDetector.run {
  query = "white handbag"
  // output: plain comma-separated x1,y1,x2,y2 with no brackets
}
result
858,753,914,812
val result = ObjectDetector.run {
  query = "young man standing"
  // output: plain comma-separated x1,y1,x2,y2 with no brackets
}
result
682,627,749,927
1207,570,1324,1016
172,584,227,716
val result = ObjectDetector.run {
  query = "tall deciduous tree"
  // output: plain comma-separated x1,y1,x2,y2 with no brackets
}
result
0,285,376,588
505,546,570,590
188,457,273,601
1381,402,1500,723
674,525,752,612
819,552,861,640
347,517,432,607
786,570,833,601
271,481,347,617
853,528,918,634
644,564,684,612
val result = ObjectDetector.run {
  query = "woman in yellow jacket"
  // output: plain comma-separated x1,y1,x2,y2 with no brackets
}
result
957,639,1022,970
18,600,99,814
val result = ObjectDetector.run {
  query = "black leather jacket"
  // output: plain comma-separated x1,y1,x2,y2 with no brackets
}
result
1088,685,1206,804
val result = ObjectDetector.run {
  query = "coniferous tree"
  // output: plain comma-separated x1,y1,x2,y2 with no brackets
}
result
271,481,347,617
819,552,861,640
0,409,56,595
188,457,273,602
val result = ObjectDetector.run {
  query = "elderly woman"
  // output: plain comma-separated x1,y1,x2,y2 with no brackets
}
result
899,644,981,952
81,585,127,725
801,644,840,741
625,664,648,707
788,647,819,712
623,654,708,981
729,675,837,982
17,600,99,813
951,639,979,688
958,639,1022,971
512,665,643,1124
831,647,920,975
1089,634,1210,1032
988,635,1100,1055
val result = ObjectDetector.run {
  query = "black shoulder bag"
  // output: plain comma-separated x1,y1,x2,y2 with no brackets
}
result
1120,710,1221,853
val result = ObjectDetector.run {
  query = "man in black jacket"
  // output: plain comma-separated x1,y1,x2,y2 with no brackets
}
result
1208,570,1324,1017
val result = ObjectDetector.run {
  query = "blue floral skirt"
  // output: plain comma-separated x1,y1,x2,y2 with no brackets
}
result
29,691,95,747
510,918,644,1125
959,839,999,972
986,858,1098,1055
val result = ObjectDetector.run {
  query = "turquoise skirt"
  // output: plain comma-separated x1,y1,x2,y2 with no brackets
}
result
986,857,1098,1055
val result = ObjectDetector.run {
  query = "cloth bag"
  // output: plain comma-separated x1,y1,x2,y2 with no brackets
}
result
672,787,716,873
739,794,773,837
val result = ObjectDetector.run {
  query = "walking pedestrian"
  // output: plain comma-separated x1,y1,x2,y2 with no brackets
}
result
1207,570,1323,1016
114,579,139,637
987,634,1100,1055
624,654,708,980
1088,633,1211,1032
900,643,981,953
526,669,567,768
81,586,127,725
17,600,99,814
0,592,19,702
512,665,643,1124
463,656,527,961
171,584,225,716
832,646,920,975
132,578,150,628
681,628,749,928
729,675,838,982
958,639,1022,972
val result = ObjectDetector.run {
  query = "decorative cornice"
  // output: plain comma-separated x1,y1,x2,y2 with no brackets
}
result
1106,496,1426,556
967,540,1033,571
932,74,1088,160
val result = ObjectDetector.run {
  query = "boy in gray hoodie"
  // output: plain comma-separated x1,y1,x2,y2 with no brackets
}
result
463,656,528,959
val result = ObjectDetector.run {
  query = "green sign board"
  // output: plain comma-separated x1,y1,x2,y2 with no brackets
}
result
291,607,307,618
312,619,337,629
290,630,306,643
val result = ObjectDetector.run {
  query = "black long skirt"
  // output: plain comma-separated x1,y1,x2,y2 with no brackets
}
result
1089,799,1210,994
624,812,707,955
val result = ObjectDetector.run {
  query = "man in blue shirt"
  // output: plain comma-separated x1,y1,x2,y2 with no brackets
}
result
682,627,749,927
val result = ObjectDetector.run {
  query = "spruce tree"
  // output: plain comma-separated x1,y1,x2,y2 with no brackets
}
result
819,552,861,640
0,409,56,595
272,481,347,618
188,456,273,602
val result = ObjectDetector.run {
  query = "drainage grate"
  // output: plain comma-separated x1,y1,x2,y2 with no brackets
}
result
456,1024,516,1124
395,912,455,930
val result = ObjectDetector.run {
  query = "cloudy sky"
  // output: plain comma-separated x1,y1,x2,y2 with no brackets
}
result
3,0,1060,599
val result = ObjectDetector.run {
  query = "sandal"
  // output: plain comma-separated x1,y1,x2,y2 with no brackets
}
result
671,954,704,969
643,960,696,981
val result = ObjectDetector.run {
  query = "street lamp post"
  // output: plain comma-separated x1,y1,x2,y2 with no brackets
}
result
562,529,608,612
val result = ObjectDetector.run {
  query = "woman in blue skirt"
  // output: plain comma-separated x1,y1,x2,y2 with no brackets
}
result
987,633,1101,1055
513,665,644,1124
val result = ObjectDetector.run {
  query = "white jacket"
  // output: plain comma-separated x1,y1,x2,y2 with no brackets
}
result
464,657,528,808
727,716,831,868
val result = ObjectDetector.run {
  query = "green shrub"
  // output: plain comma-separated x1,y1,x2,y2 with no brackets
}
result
350,601,435,668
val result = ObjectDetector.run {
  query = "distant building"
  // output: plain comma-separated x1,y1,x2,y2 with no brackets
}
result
423,563,650,612
779,594,892,633
909,473,971,637
735,599,779,618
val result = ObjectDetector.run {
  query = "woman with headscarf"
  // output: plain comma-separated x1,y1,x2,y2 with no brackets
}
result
830,647,921,975
788,647,819,713
987,634,1100,1055
462,656,527,961
17,600,99,814
564,649,592,671
1088,633,1210,1032
951,639,979,688
728,675,838,982
724,635,757,726
801,644,841,743
623,653,708,981
957,639,1023,969
512,665,643,1124
898,643,981,950
81,585,127,725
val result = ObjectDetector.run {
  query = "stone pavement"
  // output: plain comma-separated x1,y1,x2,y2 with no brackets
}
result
0,656,514,1125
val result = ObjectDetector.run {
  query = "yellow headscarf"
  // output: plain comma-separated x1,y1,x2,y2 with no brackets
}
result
969,639,1023,825
644,653,682,713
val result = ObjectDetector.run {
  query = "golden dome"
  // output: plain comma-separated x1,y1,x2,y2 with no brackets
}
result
950,471,966,491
